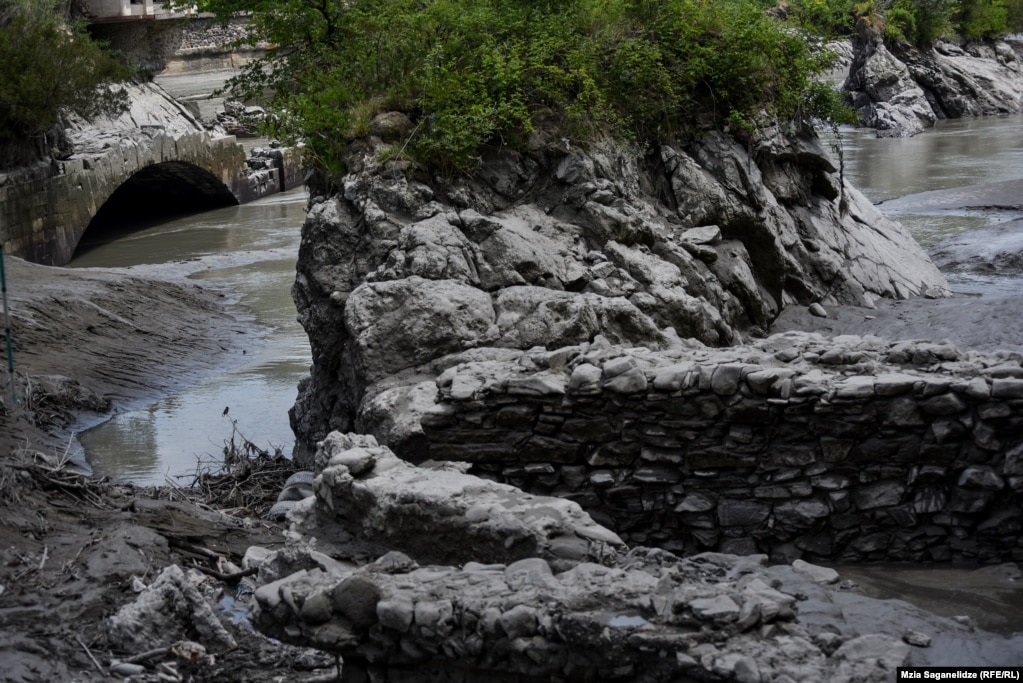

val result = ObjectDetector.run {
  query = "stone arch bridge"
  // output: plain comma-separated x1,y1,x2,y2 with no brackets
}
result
1,129,301,266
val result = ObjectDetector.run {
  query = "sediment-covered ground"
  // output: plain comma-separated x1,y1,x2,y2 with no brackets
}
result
0,258,343,682
0,256,251,459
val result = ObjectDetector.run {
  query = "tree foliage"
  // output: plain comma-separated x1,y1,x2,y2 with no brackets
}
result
202,0,852,177
784,0,1023,45
784,0,857,36
958,0,1011,39
0,0,131,157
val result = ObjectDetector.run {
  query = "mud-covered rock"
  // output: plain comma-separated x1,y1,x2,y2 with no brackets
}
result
299,432,624,567
107,564,237,654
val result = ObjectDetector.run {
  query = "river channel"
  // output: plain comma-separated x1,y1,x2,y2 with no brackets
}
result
72,187,311,485
68,116,1023,634
831,114,1023,298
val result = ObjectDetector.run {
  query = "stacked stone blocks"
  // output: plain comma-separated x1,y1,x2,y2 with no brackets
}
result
420,332,1023,562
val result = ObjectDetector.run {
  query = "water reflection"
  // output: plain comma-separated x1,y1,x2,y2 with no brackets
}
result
72,196,302,268
85,410,162,482
73,188,311,485
832,116,1023,203
825,116,1023,253
836,563,1023,635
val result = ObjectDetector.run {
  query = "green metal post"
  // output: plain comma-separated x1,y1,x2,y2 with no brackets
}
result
0,219,15,406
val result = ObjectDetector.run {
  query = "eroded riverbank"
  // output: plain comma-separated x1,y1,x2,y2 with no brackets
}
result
4,108,1023,679
0,255,252,462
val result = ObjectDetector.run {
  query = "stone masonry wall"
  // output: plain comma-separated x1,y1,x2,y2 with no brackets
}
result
419,331,1023,563
1,132,246,265
88,17,257,75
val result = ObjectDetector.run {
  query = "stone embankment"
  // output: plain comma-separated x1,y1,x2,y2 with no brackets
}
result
844,23,1023,136
419,331,1023,563
90,16,260,77
290,123,948,463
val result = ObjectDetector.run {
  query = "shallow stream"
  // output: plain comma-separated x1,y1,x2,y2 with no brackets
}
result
829,115,1023,296
72,188,310,485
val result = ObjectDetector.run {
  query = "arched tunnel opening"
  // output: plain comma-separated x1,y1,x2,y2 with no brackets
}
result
74,161,239,258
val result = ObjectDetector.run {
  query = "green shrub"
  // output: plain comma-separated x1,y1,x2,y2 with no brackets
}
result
909,0,959,44
1007,0,1023,31
773,0,1022,56
885,2,919,41
786,0,857,35
206,0,852,178
0,0,131,154
959,0,1009,39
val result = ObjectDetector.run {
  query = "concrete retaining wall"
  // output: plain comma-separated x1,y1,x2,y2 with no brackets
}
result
419,332,1023,563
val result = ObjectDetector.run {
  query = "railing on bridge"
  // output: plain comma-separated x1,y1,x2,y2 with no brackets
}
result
84,0,199,22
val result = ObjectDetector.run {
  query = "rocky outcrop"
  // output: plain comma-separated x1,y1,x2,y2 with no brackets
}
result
845,28,1023,137
290,127,948,462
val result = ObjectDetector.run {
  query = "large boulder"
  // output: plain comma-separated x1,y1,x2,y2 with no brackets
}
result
302,432,624,566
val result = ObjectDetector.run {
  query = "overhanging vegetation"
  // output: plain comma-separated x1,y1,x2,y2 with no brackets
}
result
202,0,854,177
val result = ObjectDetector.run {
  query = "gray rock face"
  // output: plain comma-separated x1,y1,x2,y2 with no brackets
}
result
301,432,624,567
845,30,1023,137
844,36,935,136
290,130,947,461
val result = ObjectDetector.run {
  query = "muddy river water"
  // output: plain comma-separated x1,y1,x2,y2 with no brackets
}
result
72,187,311,485
70,118,1023,633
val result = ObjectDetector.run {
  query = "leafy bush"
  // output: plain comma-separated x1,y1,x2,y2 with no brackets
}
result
884,3,919,41
959,0,1010,39
0,0,131,159
785,0,858,35
789,0,1023,47
876,0,1023,45
207,0,852,178
1008,0,1023,31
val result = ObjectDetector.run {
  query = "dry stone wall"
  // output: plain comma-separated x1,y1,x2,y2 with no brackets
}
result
419,331,1023,563
252,547,912,683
